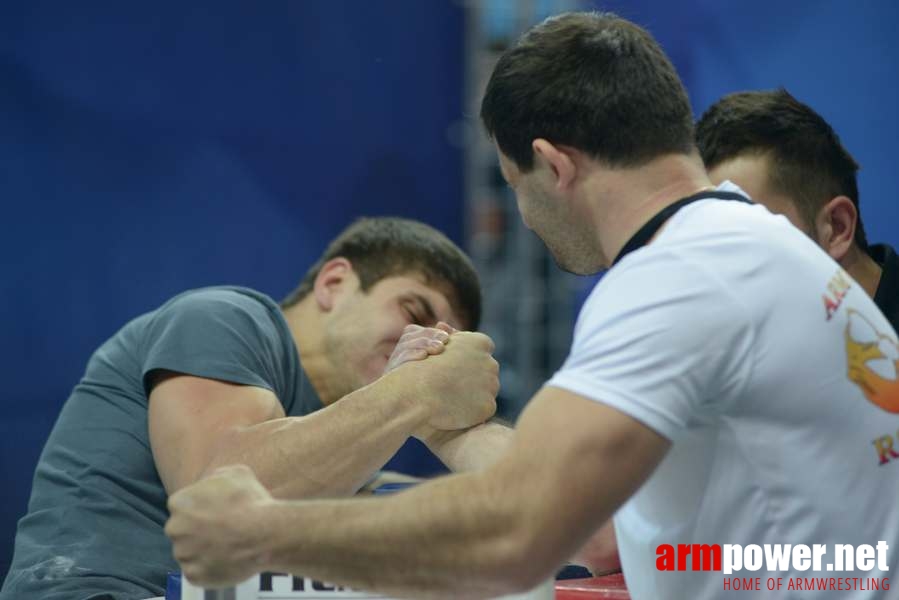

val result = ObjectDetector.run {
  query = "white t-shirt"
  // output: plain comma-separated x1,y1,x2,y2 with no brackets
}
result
547,182,899,599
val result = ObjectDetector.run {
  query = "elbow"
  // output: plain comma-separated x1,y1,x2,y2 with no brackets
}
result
571,520,621,574
473,475,570,595
489,518,561,595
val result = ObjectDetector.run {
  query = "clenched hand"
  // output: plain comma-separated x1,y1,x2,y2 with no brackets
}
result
404,330,500,431
165,465,273,588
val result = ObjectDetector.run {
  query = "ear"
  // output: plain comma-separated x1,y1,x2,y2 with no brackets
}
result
312,258,356,312
814,196,857,262
532,138,577,191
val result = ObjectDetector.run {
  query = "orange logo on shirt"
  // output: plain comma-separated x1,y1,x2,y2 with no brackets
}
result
824,269,852,320
846,309,899,413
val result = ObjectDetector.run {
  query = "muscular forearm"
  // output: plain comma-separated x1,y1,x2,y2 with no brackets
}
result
422,420,514,472
255,472,546,599
167,390,656,595
204,373,428,499
423,420,621,574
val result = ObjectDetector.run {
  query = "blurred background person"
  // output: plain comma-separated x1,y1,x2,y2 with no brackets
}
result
697,88,897,329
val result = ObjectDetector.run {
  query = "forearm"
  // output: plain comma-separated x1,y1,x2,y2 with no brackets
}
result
422,420,514,472
424,420,620,573
256,472,543,599
204,373,428,499
168,388,663,595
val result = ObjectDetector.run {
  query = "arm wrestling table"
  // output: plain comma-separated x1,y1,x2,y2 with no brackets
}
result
163,572,630,600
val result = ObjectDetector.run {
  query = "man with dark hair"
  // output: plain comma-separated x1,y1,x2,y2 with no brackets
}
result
167,12,899,600
1,217,500,600
282,217,482,331
697,88,898,328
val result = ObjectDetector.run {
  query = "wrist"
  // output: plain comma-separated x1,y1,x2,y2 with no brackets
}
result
376,365,434,431
250,498,283,573
415,426,456,450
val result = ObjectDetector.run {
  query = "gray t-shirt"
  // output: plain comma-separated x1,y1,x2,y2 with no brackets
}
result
1,287,321,600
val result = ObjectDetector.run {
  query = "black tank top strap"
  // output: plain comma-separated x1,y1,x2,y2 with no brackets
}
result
611,190,751,267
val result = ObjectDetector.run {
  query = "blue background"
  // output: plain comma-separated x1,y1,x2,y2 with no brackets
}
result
2,0,897,577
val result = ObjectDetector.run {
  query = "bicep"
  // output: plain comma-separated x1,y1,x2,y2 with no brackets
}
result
148,371,285,494
493,385,670,565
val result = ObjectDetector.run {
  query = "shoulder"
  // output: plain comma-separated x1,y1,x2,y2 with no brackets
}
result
159,286,280,316
145,286,290,349
589,241,741,315
153,286,285,329
574,244,755,362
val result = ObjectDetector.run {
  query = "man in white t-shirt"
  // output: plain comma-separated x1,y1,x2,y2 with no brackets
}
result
163,12,899,599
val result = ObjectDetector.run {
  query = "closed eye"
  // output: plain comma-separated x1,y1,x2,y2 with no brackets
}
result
402,303,424,326
400,293,438,327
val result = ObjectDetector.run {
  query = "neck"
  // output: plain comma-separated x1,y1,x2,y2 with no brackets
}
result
281,300,341,406
842,245,883,299
585,152,713,266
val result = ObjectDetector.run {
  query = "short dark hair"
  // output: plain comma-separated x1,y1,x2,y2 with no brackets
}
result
480,11,695,172
696,88,867,249
281,217,482,330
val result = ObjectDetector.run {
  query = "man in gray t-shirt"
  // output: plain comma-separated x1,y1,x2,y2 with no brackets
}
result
2,217,499,600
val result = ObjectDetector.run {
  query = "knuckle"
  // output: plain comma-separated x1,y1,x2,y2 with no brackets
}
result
167,492,185,512
232,464,254,477
482,397,497,419
212,465,235,476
